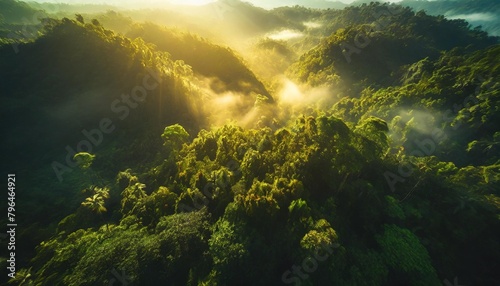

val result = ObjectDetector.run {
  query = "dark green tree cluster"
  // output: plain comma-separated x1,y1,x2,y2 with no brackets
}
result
288,3,497,91
13,114,500,285
285,3,499,173
0,15,209,173
329,44,500,168
0,15,208,272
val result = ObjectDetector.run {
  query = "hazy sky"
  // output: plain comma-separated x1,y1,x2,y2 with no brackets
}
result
33,0,403,9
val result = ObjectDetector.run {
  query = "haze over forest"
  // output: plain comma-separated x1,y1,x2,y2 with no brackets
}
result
1,0,499,285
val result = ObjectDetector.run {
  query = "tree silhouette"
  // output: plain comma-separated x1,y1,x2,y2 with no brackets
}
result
75,14,84,24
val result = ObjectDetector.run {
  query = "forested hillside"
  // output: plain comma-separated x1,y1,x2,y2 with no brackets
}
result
126,23,271,98
1,1,499,285
400,0,500,36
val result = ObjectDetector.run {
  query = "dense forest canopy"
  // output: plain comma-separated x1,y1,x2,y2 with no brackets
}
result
1,0,499,285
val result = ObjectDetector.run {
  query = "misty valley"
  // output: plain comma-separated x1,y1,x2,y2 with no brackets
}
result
1,0,500,285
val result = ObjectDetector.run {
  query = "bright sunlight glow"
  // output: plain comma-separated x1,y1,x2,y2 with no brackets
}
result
167,0,216,6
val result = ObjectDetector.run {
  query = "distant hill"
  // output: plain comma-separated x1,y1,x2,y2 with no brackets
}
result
247,0,348,9
286,3,499,168
0,0,44,24
127,22,272,99
0,17,206,240
288,3,497,89
400,0,500,36
0,0,47,41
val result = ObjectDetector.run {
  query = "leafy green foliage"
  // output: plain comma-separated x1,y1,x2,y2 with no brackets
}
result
377,224,440,285
81,188,108,214
2,2,500,286
30,210,211,285
73,152,95,170
162,124,190,149
19,112,500,284
288,3,497,91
